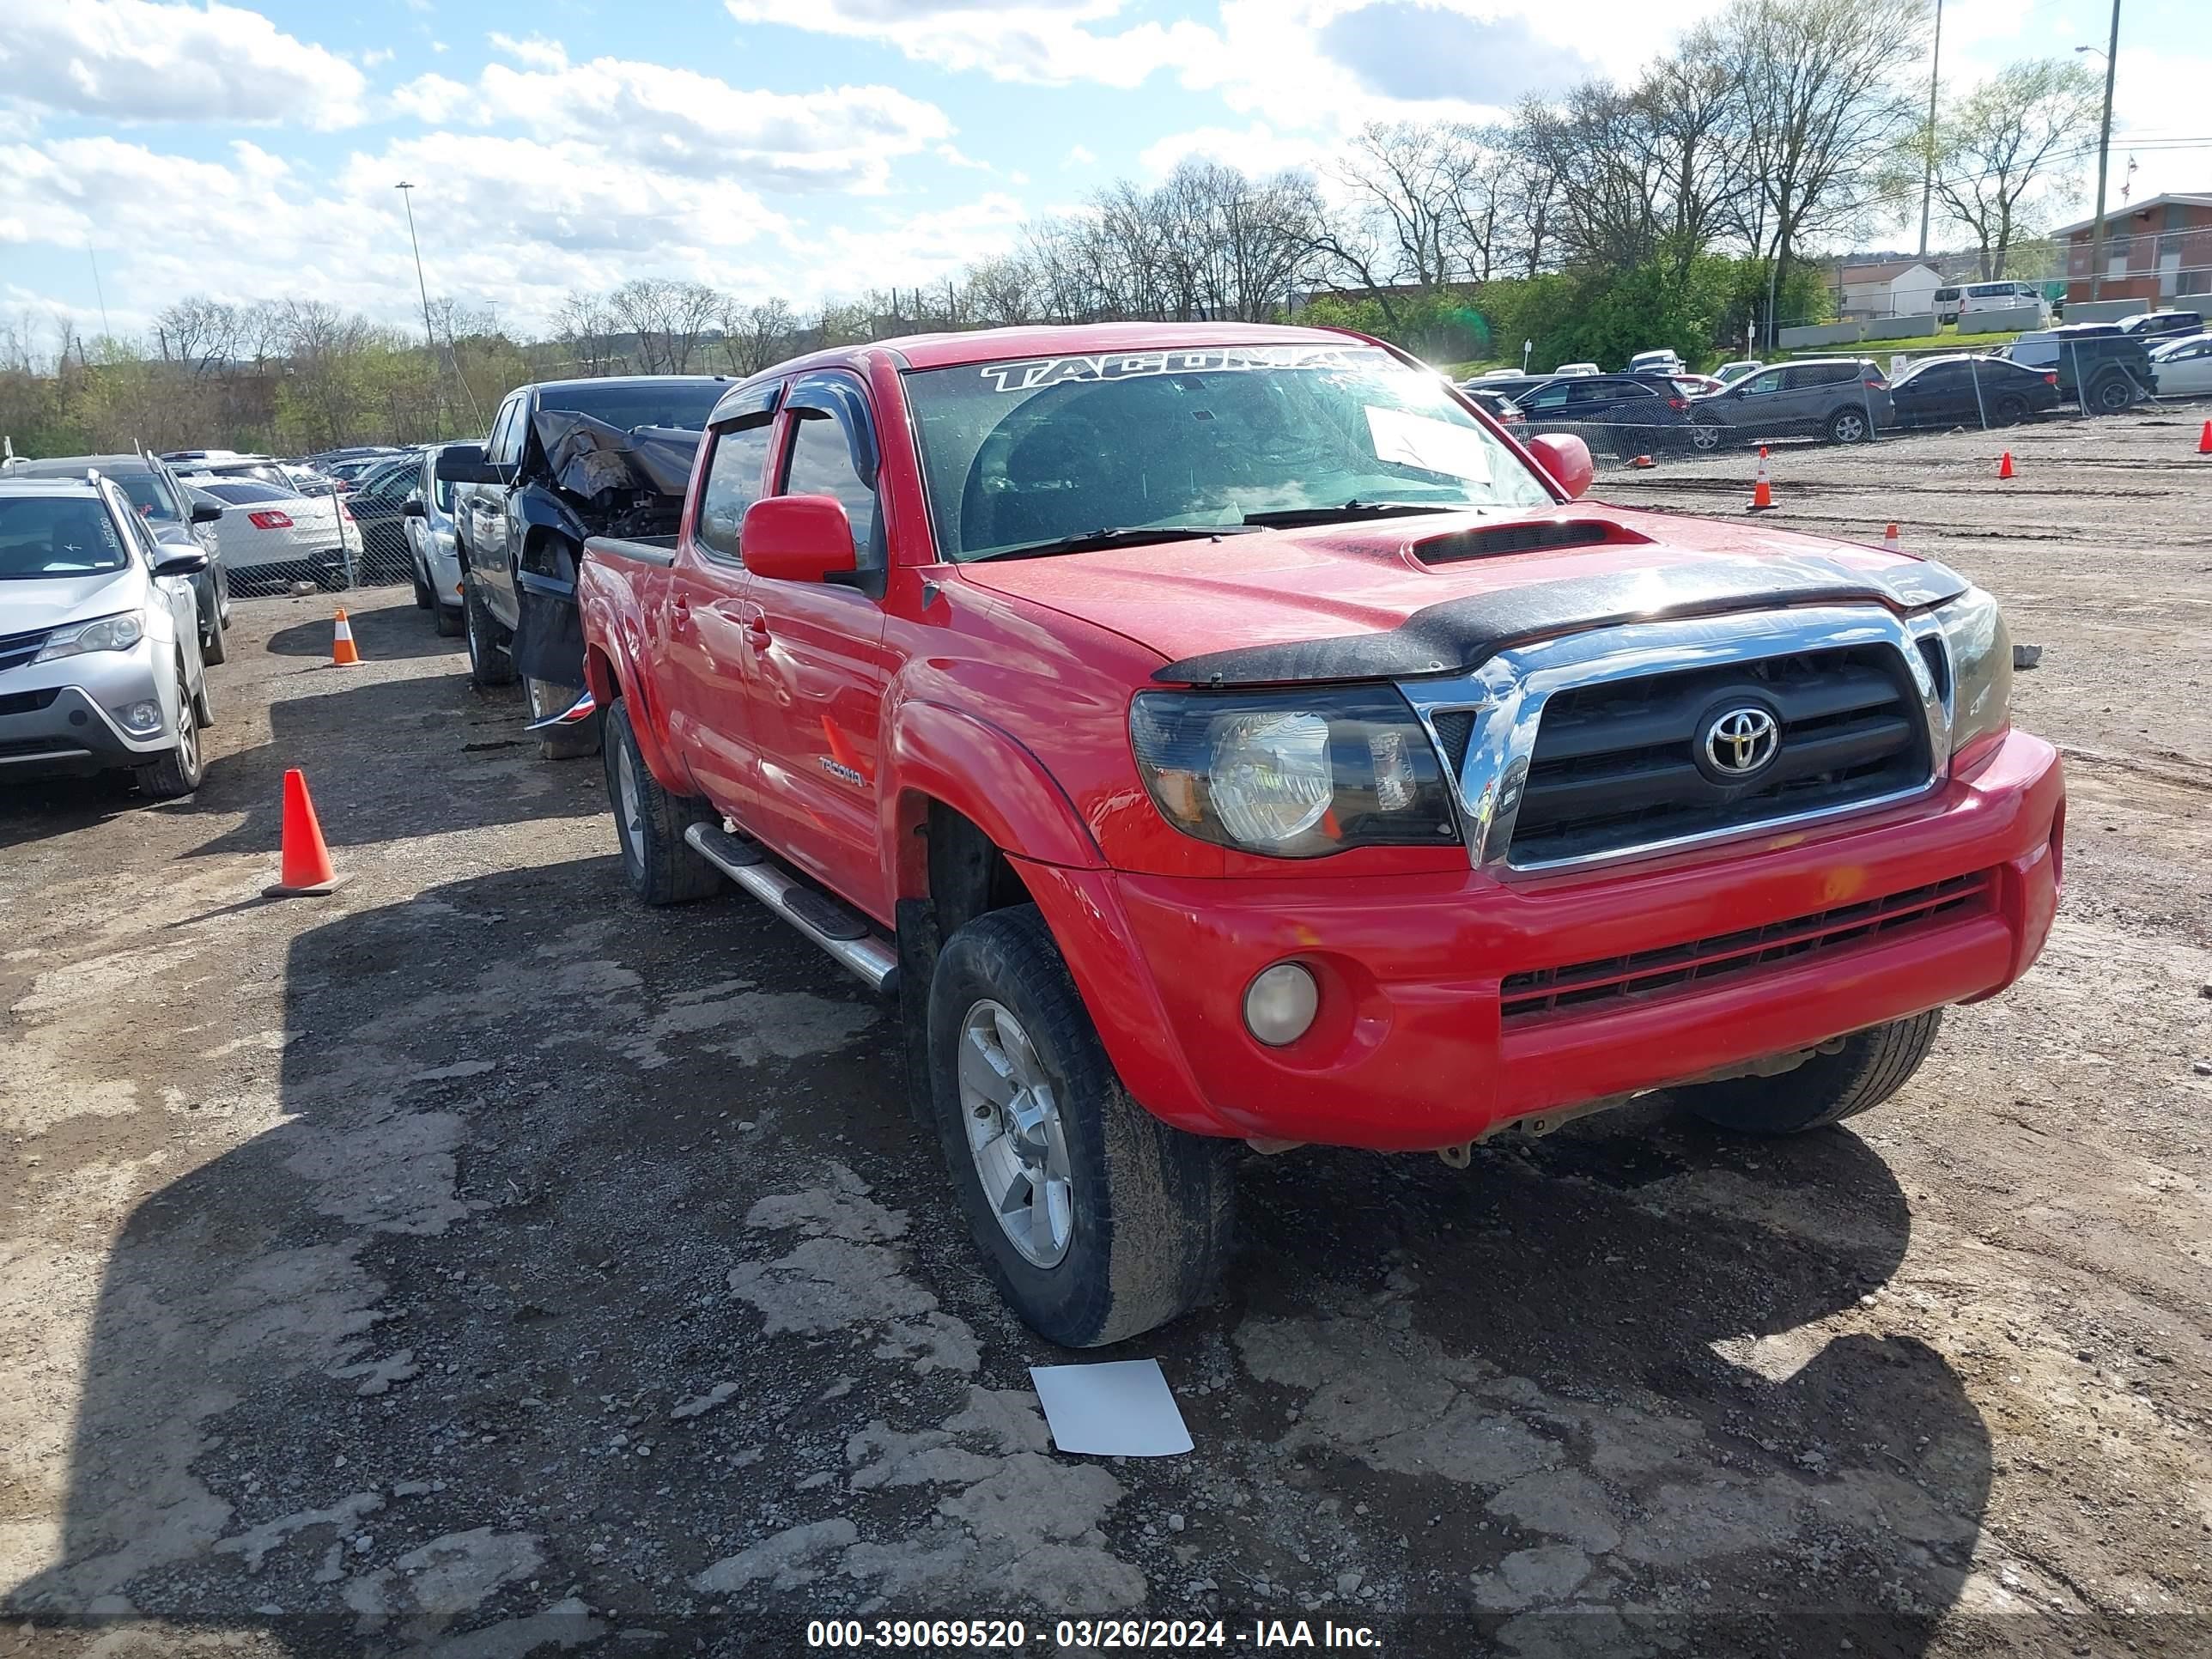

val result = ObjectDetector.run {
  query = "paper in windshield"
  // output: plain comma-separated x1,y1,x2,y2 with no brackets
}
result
1364,405,1492,484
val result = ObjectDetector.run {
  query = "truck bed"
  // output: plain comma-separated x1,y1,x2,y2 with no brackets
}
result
584,532,678,567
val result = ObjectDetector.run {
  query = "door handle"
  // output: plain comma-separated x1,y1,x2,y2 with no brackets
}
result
670,592,690,632
745,615,771,649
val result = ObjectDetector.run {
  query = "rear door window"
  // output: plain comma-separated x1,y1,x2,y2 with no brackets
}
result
695,422,775,561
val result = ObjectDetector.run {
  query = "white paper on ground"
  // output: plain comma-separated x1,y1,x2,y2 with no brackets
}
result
1030,1359,1193,1457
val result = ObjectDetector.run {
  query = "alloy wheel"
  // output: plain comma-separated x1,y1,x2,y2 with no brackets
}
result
957,999,1074,1269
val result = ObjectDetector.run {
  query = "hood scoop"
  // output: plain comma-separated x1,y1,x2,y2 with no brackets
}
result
1413,516,1648,566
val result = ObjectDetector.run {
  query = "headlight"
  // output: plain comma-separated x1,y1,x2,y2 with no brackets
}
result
1934,585,2011,757
1130,687,1461,857
33,611,144,663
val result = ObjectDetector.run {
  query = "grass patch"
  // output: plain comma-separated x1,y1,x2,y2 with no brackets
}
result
1777,328,2022,360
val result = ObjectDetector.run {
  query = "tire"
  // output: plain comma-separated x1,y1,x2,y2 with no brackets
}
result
2089,373,2134,414
133,659,206,800
462,575,516,689
927,905,1237,1347
1993,393,2031,426
1674,1011,1943,1137
1827,406,1872,445
199,603,228,666
410,552,435,610
603,697,720,905
529,675,603,761
434,599,465,638
1687,418,1723,453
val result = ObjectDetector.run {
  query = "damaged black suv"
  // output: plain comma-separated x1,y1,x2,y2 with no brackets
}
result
438,376,726,757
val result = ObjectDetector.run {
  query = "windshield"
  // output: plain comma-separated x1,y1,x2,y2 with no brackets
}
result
903,344,1553,562
539,381,724,431
0,496,131,580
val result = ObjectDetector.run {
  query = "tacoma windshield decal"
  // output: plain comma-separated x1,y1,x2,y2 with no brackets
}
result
975,344,1372,393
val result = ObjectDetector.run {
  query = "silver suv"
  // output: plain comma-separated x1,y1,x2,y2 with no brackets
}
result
1685,358,1894,449
0,474,214,798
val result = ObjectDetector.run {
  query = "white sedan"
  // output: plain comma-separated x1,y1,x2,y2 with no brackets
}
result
2150,332,2212,398
184,480,356,592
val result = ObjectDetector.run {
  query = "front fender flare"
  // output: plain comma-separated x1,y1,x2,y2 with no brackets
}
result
884,700,1101,876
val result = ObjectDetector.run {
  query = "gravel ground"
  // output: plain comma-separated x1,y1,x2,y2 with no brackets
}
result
3,409,2209,1659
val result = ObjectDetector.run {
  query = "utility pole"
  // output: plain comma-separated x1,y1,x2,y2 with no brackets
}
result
2081,0,2122,301
1917,0,1945,259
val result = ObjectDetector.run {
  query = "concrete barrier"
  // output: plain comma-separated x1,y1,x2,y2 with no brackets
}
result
2061,298,2145,325
1778,314,1939,349
1954,304,2048,333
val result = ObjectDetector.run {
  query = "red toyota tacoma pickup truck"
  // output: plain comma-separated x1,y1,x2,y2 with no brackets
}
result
575,323,2063,1347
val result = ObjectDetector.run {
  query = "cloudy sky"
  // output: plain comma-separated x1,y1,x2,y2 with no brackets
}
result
3,0,2208,342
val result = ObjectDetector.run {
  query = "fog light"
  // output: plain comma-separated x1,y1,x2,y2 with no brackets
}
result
1244,962,1319,1047
113,700,163,734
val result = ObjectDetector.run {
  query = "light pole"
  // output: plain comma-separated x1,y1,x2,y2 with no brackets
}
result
1918,0,1945,259
394,182,438,354
396,180,445,432
2076,0,2122,301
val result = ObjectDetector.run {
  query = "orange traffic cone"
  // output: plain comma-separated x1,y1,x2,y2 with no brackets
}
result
330,608,362,666
2197,419,2211,454
1997,451,2015,480
264,769,347,897
1630,453,1656,469
1883,523,1901,552
1747,447,1776,511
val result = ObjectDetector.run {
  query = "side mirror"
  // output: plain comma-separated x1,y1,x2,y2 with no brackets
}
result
402,495,426,518
154,550,210,578
190,501,223,525
739,495,860,584
434,444,503,485
1526,434,1595,501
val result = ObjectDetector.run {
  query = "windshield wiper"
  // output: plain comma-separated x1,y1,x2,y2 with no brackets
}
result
966,525,1262,562
1240,500,1468,528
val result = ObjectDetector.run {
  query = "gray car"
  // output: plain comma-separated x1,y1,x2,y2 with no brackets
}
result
402,443,471,636
1684,358,1894,450
0,476,214,798
3,453,231,663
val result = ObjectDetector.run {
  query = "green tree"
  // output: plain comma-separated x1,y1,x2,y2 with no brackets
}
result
1923,58,2102,278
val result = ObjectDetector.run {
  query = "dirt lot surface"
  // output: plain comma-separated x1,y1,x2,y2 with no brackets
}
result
3,410,2210,1659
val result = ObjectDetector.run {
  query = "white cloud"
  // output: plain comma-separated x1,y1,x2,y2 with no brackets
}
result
1139,122,1333,180
485,31,571,70
1064,143,1097,167
817,192,1032,294
724,0,1223,88
392,54,955,193
0,0,369,130
0,125,787,335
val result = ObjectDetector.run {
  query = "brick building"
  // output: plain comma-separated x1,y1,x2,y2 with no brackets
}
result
2053,191,2212,306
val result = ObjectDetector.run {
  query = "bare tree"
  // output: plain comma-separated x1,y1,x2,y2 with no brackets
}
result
554,290,621,376
718,296,797,375
1927,57,2101,278
607,279,721,374
1717,0,1929,339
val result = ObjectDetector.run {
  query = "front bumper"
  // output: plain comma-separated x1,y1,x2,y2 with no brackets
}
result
1021,728,2063,1151
0,644,179,781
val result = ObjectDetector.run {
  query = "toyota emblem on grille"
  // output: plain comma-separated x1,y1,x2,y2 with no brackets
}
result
1703,706,1780,777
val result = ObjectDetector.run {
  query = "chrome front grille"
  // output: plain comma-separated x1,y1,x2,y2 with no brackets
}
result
1401,605,1952,874
1507,645,1930,867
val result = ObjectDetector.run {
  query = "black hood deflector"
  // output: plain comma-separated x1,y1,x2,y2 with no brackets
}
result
1149,553,1969,687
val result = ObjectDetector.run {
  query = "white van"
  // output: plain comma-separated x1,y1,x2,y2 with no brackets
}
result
1959,282,2050,325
